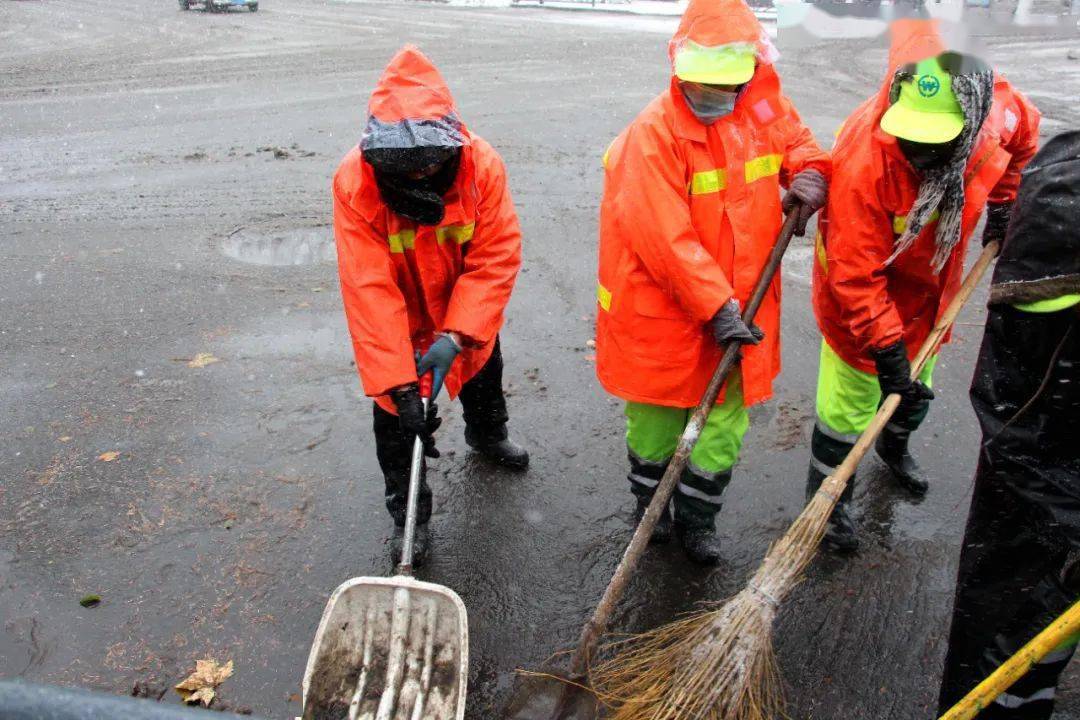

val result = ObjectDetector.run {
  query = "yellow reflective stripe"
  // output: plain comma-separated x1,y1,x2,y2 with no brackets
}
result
893,210,941,235
744,153,783,184
815,230,828,274
1014,294,1080,313
435,223,475,245
691,169,726,195
597,283,612,312
388,229,415,253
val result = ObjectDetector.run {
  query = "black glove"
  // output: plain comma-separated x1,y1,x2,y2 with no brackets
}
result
981,202,1013,248
389,384,442,458
872,341,935,403
710,299,764,347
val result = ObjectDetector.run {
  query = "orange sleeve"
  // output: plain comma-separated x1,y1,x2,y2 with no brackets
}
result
333,171,417,397
989,86,1041,205
442,144,522,345
778,100,831,188
611,119,732,323
824,159,904,355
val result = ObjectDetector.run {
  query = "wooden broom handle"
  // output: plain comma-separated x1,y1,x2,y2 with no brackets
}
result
568,209,802,676
818,241,1000,506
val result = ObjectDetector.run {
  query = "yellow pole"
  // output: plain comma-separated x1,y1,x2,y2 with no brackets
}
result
939,599,1080,720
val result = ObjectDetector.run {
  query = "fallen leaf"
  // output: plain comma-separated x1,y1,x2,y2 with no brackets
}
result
98,451,120,462
175,659,233,707
186,687,215,706
79,594,101,608
187,353,221,369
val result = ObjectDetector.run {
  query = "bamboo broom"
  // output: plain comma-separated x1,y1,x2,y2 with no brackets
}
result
588,241,1002,720
504,210,802,720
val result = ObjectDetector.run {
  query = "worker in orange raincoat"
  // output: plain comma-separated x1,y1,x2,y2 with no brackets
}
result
333,45,528,565
595,0,830,565
806,21,1040,552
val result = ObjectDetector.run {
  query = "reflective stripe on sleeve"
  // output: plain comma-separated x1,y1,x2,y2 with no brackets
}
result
691,168,726,195
597,283,612,312
435,223,474,245
744,153,783,184
388,229,416,253
893,210,940,235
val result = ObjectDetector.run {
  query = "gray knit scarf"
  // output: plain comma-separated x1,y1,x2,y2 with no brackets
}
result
886,58,995,273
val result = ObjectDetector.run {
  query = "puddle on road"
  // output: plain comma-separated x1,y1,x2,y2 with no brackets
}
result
221,225,335,266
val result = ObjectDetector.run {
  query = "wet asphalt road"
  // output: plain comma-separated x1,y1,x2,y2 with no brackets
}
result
2,1,1080,718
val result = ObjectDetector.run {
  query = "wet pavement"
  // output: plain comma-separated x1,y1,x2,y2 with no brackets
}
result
2,1,1080,718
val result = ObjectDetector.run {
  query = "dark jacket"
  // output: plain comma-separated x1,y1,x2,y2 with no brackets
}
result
970,130,1080,545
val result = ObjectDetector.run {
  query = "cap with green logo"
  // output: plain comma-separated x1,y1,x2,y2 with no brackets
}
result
674,41,756,85
880,56,965,144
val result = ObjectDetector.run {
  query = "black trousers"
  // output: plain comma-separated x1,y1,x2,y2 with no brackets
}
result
937,307,1080,719
372,337,510,526
937,451,1077,719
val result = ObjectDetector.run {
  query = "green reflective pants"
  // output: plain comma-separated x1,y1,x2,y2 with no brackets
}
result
625,374,749,530
812,340,936,477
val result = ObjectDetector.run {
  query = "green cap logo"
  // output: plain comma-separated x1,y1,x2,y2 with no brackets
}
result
917,74,941,98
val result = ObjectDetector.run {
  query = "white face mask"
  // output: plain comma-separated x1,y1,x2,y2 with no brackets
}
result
681,82,741,125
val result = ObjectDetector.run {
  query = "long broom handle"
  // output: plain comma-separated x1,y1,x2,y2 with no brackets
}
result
816,240,1000,507
939,599,1080,720
568,209,802,676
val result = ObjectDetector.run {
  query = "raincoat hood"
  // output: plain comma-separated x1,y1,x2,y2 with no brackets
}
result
990,130,1080,307
361,45,468,152
667,0,777,77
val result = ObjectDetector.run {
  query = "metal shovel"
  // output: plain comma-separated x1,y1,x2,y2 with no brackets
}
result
301,370,468,720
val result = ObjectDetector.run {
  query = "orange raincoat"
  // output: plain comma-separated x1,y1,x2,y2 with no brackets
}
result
595,0,830,409
812,22,1040,373
333,46,522,413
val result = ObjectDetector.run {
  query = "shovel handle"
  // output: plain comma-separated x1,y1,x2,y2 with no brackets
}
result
568,208,802,676
399,341,434,576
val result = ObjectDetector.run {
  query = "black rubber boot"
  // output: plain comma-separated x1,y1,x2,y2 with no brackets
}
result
465,429,530,470
672,467,729,566
806,463,859,553
634,496,673,545
875,429,929,496
677,526,723,566
390,524,431,569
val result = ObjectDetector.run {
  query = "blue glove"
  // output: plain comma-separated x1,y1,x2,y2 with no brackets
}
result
417,334,462,399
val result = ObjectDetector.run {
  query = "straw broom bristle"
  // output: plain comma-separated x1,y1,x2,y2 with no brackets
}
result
589,490,839,720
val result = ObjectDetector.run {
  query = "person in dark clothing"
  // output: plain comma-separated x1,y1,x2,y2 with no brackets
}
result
938,130,1080,719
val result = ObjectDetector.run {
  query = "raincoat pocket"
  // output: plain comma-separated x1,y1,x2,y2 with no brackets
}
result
633,285,690,320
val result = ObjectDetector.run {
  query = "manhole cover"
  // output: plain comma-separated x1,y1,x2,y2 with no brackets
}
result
221,226,335,266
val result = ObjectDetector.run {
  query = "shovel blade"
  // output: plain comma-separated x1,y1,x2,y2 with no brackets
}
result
302,576,468,720
502,671,600,720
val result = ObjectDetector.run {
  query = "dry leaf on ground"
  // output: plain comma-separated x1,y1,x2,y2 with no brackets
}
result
175,658,234,707
187,353,221,369
97,451,120,462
